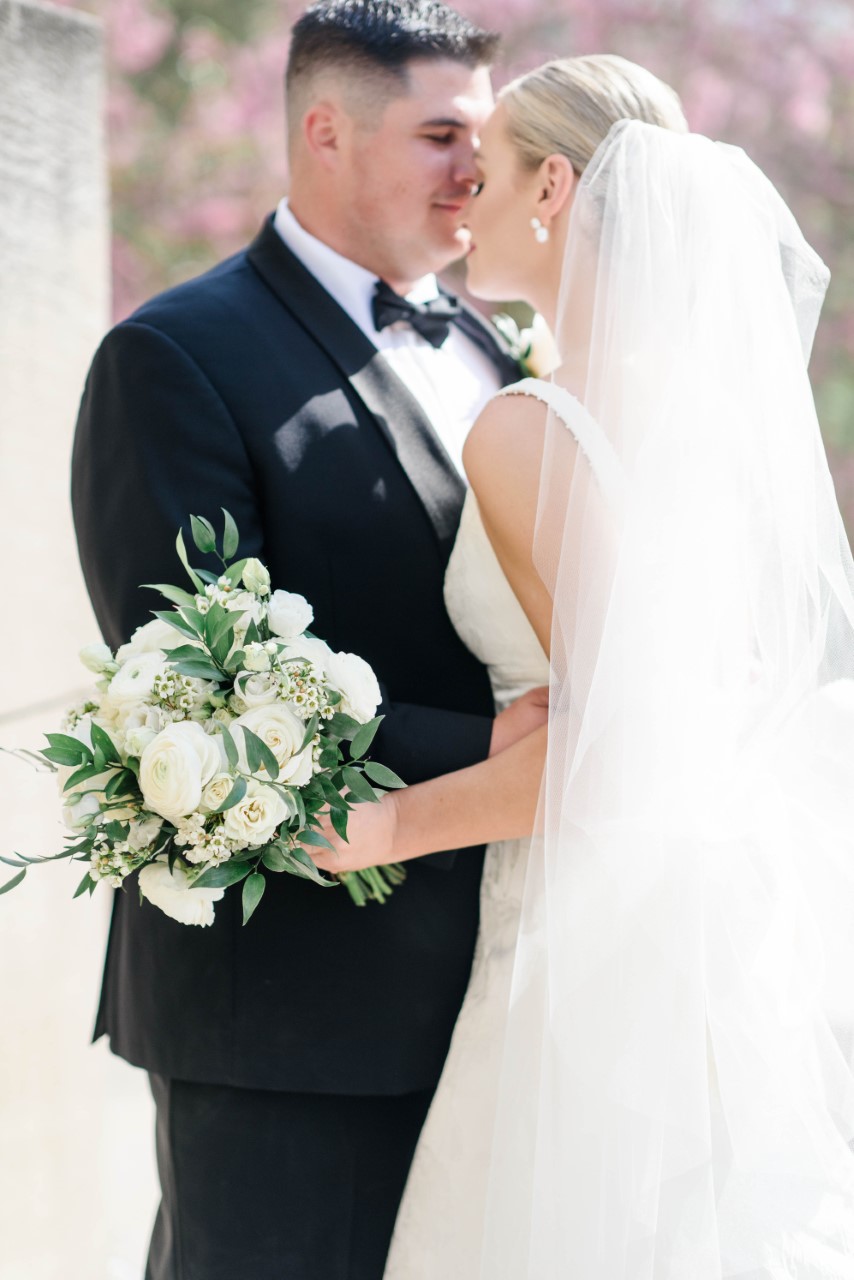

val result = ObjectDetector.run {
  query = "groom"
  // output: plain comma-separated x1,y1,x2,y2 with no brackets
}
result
71,2,522,1277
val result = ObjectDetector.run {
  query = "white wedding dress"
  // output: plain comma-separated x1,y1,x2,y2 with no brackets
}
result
384,377,612,1279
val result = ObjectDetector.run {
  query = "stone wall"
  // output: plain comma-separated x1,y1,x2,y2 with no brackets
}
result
0,4,157,1276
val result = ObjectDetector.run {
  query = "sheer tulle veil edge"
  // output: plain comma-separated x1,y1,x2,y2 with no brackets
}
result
480,121,854,1278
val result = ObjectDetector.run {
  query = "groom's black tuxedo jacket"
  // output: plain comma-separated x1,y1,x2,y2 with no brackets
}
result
71,216,519,1095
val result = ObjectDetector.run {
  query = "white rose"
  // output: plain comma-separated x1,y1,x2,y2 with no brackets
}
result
232,670,279,708
325,650,381,723
108,651,168,706
267,590,313,640
139,722,222,821
116,617,186,662
521,313,561,378
221,780,291,847
243,642,271,673
79,642,115,675
242,559,271,596
226,590,265,622
138,859,224,927
233,704,312,783
200,773,235,813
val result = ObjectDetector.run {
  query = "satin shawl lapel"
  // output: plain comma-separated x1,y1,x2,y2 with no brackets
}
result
446,294,522,387
247,218,465,560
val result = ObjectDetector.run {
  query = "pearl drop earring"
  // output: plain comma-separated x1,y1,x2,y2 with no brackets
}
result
531,217,550,244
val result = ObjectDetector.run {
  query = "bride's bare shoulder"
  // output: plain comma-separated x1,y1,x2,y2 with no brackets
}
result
462,390,549,503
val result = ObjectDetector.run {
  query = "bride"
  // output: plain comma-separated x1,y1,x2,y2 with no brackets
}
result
316,54,854,1277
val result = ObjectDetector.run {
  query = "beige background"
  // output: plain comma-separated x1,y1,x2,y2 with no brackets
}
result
0,3,158,1275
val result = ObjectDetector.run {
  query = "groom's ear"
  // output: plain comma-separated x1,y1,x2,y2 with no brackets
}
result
302,99,348,168
536,155,578,221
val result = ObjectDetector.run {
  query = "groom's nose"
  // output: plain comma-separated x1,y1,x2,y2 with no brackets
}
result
450,142,479,192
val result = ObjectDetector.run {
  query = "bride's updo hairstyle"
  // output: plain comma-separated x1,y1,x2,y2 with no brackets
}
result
499,54,687,175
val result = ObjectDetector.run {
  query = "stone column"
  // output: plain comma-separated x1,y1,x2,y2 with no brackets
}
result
0,4,157,1276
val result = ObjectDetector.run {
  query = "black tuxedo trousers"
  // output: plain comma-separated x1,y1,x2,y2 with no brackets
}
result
71,216,519,1275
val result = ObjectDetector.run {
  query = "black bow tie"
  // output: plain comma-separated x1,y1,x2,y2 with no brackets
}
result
371,279,462,348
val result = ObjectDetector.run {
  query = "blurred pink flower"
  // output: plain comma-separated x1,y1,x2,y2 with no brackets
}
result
108,0,174,76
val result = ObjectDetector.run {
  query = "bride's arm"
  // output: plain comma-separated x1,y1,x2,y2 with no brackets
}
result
313,395,573,871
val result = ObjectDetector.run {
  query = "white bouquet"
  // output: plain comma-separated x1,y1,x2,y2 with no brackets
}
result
2,512,405,925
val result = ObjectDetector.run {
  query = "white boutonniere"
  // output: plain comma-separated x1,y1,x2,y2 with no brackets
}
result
493,312,561,379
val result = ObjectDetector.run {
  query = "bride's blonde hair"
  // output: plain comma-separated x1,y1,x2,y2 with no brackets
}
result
499,54,688,174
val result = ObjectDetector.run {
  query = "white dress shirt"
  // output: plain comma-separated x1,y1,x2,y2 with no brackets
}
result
273,199,501,478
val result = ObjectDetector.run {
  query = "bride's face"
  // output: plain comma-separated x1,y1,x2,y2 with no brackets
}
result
463,103,548,304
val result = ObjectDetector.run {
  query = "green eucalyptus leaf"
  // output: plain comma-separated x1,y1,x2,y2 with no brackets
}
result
221,509,240,561
262,845,288,872
219,726,239,771
176,529,204,592
363,761,406,789
300,827,335,852
143,583,197,608
178,606,208,636
45,732,93,760
153,610,200,640
289,846,336,887
226,557,250,588
241,727,280,780
243,618,261,647
0,868,26,895
190,514,217,556
73,872,95,899
330,807,349,842
327,711,362,740
349,715,383,761
242,871,266,925
342,767,379,804
214,776,247,813
172,659,223,682
297,712,320,754
192,861,250,889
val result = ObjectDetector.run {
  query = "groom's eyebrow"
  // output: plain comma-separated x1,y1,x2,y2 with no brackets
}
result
419,116,467,129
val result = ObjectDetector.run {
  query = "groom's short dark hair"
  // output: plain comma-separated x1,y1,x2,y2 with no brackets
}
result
286,0,499,132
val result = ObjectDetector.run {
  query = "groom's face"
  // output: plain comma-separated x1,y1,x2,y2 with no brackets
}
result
339,58,493,289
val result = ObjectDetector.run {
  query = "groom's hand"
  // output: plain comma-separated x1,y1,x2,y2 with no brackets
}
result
489,686,549,757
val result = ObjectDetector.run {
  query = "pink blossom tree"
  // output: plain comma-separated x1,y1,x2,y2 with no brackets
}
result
53,0,854,518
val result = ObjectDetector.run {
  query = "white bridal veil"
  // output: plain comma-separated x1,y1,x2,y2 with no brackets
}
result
482,121,854,1277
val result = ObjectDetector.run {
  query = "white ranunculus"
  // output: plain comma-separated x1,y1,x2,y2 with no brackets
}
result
79,642,115,674
200,773,235,813
325,650,381,723
138,859,224,927
233,670,279,709
521,313,561,378
267,590,314,639
281,634,333,673
242,559,271,596
233,704,312,783
116,617,186,662
221,780,291,847
108,651,168,706
139,722,222,821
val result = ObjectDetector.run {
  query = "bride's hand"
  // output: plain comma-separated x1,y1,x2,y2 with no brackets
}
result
490,685,549,756
312,792,403,874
